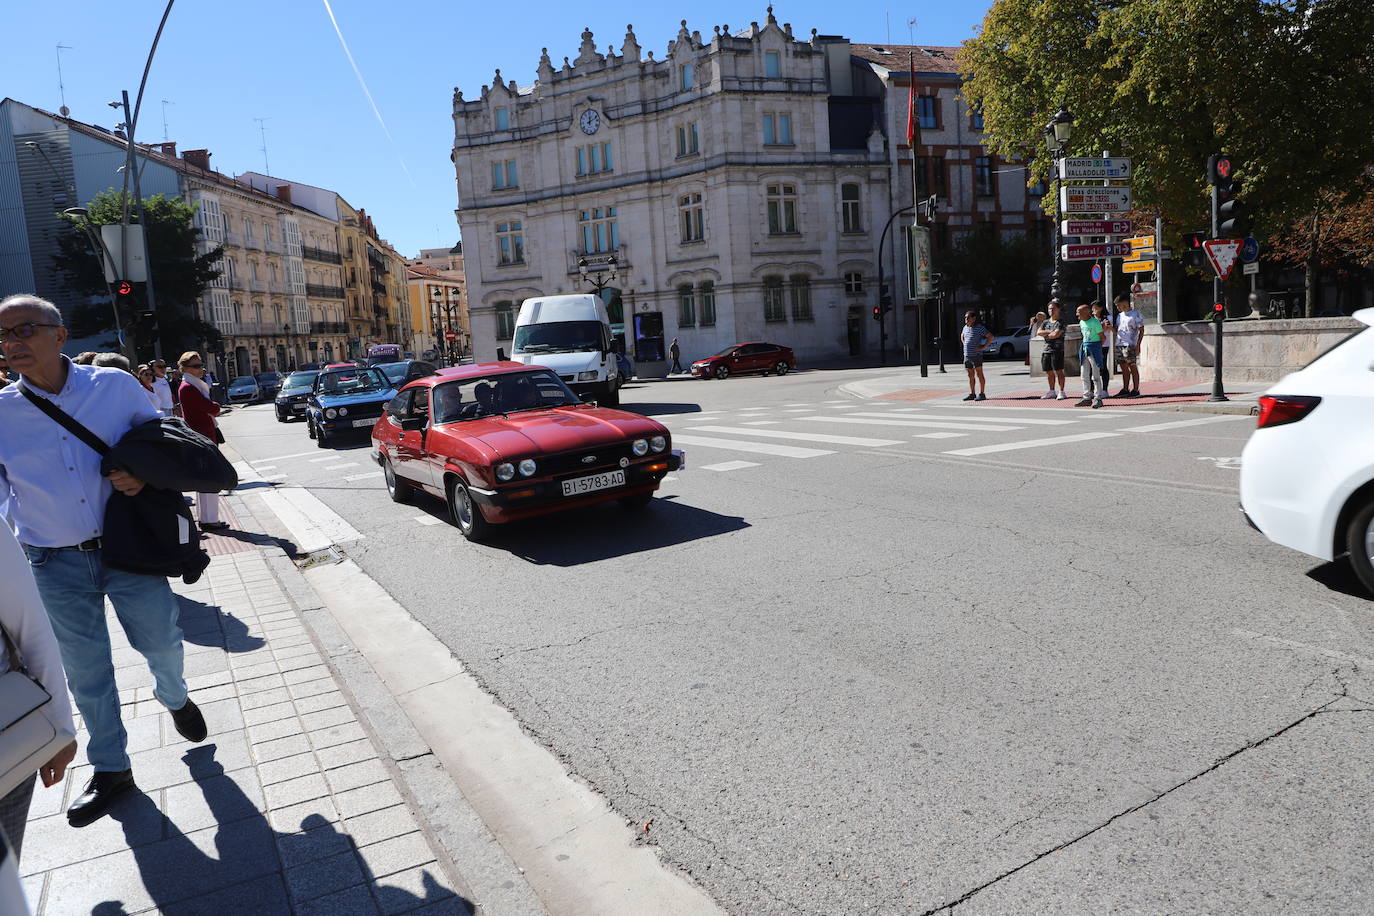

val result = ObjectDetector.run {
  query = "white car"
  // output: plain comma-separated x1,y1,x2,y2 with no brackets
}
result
985,326,1033,360
226,375,261,403
1239,307,1374,595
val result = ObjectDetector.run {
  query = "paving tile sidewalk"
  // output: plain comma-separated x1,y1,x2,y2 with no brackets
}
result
19,545,474,914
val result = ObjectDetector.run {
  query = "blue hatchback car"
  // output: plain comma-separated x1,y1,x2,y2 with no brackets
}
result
307,366,397,448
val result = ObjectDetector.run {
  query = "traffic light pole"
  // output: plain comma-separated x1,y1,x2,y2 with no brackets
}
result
1208,173,1228,402
876,206,915,366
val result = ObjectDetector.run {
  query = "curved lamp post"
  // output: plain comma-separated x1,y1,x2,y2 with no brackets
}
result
1043,106,1074,302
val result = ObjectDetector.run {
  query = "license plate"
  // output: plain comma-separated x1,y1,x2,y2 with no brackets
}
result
292,404,305,411
351,418,375,428
561,470,625,497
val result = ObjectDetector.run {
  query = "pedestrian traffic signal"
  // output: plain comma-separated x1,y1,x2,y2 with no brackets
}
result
116,280,133,298
1212,301,1225,323
1182,232,1207,269
872,305,882,321
1208,154,1248,239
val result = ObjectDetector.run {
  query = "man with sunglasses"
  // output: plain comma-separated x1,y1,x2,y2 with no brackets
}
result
0,294,207,829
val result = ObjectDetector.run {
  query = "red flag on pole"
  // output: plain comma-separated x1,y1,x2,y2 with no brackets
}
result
906,54,916,145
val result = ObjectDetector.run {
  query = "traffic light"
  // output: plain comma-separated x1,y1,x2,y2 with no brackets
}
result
115,280,134,300
872,305,882,321
1182,232,1207,269
1211,301,1225,323
136,308,158,339
930,271,944,294
1208,154,1247,239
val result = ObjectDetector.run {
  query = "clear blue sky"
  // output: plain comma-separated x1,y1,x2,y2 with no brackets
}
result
5,1,990,258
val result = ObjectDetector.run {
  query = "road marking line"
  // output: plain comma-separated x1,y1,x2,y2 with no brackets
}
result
742,420,780,426
688,425,903,447
344,471,382,482
1233,629,1374,666
801,415,1024,432
671,434,834,459
914,432,967,439
662,475,679,482
413,515,443,526
783,403,810,407
265,473,288,480
308,456,336,463
876,411,1076,426
325,463,360,471
259,485,365,553
782,408,811,413
701,461,760,472
255,465,277,470
937,404,1151,416
944,431,1121,456
1119,416,1250,433
256,450,321,463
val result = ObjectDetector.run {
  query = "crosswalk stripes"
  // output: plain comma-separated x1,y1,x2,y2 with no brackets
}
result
701,461,760,472
943,431,1121,457
799,415,1025,432
875,411,1075,426
687,425,904,448
671,434,835,459
1118,416,1248,433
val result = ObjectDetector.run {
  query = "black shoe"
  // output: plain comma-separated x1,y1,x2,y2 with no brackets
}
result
199,521,230,531
171,698,208,743
67,769,136,828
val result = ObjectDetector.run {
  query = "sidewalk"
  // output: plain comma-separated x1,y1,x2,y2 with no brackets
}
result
18,502,480,913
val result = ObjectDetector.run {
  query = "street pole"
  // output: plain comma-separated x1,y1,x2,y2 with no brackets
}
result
876,207,914,369
1208,169,1228,402
909,51,925,376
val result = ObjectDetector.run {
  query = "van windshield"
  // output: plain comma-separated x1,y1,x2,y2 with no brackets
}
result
514,320,604,353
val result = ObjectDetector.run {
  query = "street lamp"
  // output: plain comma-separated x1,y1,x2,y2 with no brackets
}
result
577,255,618,295
1043,106,1074,302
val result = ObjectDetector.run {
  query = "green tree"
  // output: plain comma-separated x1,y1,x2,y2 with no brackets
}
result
53,190,223,361
959,0,1374,314
938,226,1048,325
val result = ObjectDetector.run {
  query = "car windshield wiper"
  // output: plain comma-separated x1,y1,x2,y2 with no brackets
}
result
518,344,555,352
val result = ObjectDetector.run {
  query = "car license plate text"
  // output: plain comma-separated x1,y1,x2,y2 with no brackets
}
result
351,418,375,428
292,403,305,411
561,470,625,497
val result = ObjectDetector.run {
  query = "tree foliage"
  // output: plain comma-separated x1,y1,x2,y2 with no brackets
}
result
53,190,223,361
960,0,1374,255
938,227,1047,318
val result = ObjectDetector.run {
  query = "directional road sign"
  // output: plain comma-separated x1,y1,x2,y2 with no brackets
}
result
1241,236,1260,263
1060,186,1133,214
1062,242,1134,260
1062,219,1134,236
1057,157,1133,180
1122,258,1155,274
1126,236,1155,250
1204,239,1244,279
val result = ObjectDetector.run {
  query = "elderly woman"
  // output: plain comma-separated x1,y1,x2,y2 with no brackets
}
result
176,351,231,531
135,364,163,415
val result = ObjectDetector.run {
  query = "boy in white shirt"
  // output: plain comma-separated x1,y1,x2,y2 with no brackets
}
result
1112,292,1144,398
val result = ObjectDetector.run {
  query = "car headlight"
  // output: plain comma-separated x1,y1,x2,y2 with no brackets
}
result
495,462,516,481
324,408,337,419
518,459,537,477
577,370,598,381
650,435,667,452
632,438,649,457
338,406,348,417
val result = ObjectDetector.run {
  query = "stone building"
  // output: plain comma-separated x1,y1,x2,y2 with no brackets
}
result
450,16,1050,371
406,263,469,363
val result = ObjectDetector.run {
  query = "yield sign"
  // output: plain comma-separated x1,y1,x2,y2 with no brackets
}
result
1203,239,1243,279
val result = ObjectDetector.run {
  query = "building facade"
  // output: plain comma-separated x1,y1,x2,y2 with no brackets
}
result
406,261,469,364
450,19,1049,371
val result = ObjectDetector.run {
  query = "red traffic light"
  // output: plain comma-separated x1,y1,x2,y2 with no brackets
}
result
1215,158,1232,179
116,281,133,296
1213,302,1225,313
872,306,882,320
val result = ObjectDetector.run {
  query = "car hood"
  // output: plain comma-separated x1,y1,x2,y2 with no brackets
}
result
279,384,312,398
512,351,603,374
314,388,396,407
436,406,663,459
229,383,257,391
692,355,723,364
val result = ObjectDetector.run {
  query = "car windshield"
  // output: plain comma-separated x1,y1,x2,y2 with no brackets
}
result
431,369,580,424
284,371,318,388
231,376,255,386
315,367,389,395
709,345,739,358
256,373,278,382
378,362,411,383
513,320,604,353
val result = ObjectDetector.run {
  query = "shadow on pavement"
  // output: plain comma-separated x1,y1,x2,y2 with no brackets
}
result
176,596,265,653
97,746,473,914
1306,557,1372,599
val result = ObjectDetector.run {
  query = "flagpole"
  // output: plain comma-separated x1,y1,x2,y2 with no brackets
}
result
909,51,929,376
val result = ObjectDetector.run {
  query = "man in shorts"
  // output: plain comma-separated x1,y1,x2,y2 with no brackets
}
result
1112,291,1144,397
1037,301,1067,399
960,311,993,401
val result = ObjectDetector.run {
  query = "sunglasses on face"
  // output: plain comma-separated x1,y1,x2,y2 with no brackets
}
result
0,322,61,343
184,363,204,369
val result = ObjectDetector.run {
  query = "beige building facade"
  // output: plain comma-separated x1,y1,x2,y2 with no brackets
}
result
406,259,469,363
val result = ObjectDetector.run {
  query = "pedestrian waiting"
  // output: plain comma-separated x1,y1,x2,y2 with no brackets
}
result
1112,291,1144,398
1038,302,1068,400
1075,303,1107,408
960,311,994,401
135,364,162,414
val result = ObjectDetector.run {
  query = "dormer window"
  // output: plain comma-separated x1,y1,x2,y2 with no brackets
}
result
494,107,509,131
680,63,694,90
765,50,781,77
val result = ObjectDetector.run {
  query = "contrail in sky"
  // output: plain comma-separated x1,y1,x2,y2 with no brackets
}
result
321,0,416,187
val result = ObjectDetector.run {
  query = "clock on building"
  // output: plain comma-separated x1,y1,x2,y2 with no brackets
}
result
578,109,601,135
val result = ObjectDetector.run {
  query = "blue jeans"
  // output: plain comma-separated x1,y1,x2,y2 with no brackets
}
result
21,545,187,772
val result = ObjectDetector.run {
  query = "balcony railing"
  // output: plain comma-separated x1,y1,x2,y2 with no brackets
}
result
306,283,345,300
218,321,287,337
267,281,290,296
301,245,343,265
263,238,285,255
312,321,348,334
241,234,262,251
371,278,386,293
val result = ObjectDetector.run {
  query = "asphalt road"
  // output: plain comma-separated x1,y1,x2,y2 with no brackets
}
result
219,366,1374,914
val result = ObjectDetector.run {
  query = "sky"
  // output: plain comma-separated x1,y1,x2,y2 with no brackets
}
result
5,1,991,259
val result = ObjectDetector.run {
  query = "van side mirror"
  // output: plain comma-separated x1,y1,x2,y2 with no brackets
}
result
496,347,507,361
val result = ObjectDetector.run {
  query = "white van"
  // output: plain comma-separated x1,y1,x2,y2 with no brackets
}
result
509,294,621,406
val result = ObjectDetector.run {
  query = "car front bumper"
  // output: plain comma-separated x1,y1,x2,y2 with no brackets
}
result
468,450,684,514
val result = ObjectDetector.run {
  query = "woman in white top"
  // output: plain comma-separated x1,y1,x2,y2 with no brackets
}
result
136,364,165,416
0,523,78,860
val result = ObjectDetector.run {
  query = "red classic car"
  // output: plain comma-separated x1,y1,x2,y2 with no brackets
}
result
370,362,684,540
689,341,796,379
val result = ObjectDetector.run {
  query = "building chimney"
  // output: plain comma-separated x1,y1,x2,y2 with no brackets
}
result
182,149,212,171
275,184,292,203
155,141,177,158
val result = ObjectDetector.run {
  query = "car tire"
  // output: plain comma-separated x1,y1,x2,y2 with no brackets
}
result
448,477,491,542
601,383,620,407
715,364,730,380
276,412,287,423
306,418,317,439
316,426,329,448
381,457,412,504
619,491,653,509
773,361,790,376
1000,343,1014,360
1347,500,1374,597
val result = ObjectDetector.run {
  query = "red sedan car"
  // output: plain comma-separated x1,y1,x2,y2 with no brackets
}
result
370,363,684,541
690,342,796,379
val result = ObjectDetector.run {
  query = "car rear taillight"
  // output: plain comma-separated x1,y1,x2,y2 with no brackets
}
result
1256,395,1321,429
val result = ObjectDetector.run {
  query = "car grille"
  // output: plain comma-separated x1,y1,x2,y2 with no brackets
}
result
558,374,575,382
343,402,385,421
538,442,638,477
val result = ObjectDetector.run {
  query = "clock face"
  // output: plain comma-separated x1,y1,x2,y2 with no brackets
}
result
579,109,600,135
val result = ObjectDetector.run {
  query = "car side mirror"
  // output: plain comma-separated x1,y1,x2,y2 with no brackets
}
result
399,416,425,432
496,347,507,361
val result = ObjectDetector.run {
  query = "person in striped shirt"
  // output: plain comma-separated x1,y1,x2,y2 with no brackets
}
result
960,311,994,402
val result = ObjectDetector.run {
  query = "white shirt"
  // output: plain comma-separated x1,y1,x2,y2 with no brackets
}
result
1116,309,1144,347
0,523,77,743
0,358,160,547
151,375,175,414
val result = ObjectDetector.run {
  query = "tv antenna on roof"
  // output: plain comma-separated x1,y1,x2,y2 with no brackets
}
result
161,99,174,142
254,117,271,175
907,18,916,46
56,43,73,117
